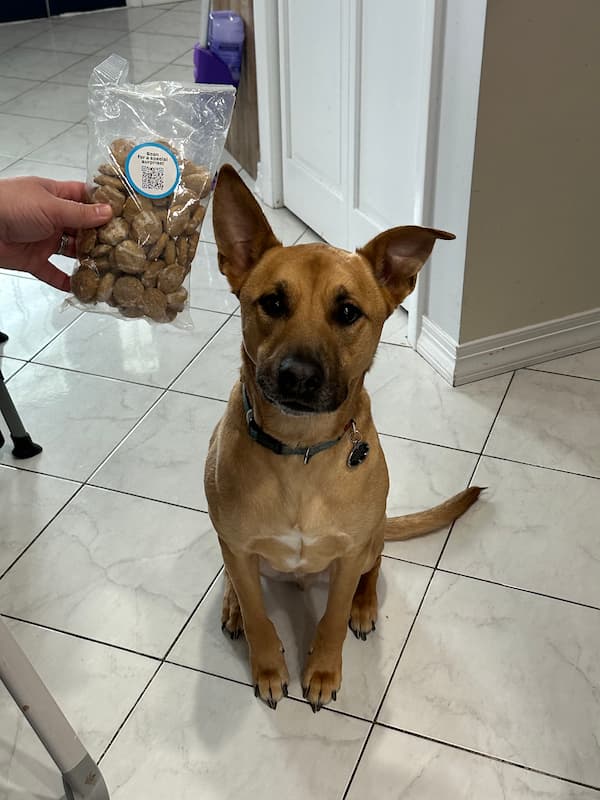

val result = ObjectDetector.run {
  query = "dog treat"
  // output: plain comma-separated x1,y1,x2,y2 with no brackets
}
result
96,272,116,303
68,55,235,324
98,217,129,246
77,228,96,256
71,266,99,302
141,287,168,322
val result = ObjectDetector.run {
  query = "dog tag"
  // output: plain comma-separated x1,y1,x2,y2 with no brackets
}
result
347,440,369,468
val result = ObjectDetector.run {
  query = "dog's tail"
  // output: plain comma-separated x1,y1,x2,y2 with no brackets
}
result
384,487,483,541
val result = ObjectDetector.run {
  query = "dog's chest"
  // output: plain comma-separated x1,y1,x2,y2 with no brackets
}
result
255,525,353,576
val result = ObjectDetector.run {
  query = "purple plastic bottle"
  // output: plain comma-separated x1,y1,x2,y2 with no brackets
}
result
207,11,245,87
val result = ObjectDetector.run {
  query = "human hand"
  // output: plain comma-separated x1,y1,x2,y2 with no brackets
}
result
0,176,112,291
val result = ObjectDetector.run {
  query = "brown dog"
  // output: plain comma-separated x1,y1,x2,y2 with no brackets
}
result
205,165,480,712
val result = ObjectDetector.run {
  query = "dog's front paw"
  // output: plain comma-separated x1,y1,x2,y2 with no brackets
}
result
302,655,341,713
250,648,289,710
348,598,377,641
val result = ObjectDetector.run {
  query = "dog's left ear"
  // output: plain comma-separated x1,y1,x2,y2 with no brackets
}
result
357,225,455,307
213,164,281,294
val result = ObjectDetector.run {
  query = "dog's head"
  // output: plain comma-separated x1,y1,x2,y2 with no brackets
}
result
213,165,454,416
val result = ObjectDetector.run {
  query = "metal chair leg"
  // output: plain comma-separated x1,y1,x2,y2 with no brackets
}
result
0,342,43,459
0,617,110,799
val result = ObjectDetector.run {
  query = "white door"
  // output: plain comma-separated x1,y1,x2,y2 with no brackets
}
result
277,0,437,255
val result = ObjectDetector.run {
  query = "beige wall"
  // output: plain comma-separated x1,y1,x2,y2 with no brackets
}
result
459,0,600,343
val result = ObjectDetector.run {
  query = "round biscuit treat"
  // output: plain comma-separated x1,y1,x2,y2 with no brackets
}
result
141,259,165,288
181,168,211,198
122,194,153,222
166,286,188,312
113,276,144,308
163,239,176,265
99,162,119,177
72,267,99,303
94,174,125,191
94,256,112,273
158,264,186,294
131,209,163,247
172,186,200,211
142,287,168,321
93,185,126,216
96,272,116,303
186,231,200,267
98,217,129,246
110,138,135,169
176,235,189,267
120,306,144,318
115,240,147,274
147,232,168,261
91,243,111,258
185,205,206,234
77,228,96,256
166,205,191,237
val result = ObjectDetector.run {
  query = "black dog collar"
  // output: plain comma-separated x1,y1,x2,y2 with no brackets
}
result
241,384,369,467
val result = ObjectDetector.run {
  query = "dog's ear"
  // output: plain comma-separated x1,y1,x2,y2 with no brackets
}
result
213,165,281,293
357,225,455,307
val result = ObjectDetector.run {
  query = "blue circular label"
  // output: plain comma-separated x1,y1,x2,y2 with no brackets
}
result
124,142,180,199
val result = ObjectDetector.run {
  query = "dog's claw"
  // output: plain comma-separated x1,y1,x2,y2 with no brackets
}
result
302,685,309,699
311,702,320,713
254,684,259,698
331,690,337,701
282,683,289,697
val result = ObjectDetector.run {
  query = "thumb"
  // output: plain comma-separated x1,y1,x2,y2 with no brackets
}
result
52,197,113,230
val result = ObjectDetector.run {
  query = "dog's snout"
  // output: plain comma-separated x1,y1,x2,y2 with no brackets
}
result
278,355,324,399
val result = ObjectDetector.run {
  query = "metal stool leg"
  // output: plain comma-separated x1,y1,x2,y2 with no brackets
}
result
0,617,110,799
0,355,43,459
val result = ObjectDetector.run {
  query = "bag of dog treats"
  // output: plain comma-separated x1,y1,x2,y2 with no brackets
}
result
68,54,235,326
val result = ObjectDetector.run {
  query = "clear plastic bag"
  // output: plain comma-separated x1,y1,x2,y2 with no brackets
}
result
68,54,235,326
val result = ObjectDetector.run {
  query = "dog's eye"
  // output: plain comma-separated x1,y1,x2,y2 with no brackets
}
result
335,303,363,326
258,292,287,318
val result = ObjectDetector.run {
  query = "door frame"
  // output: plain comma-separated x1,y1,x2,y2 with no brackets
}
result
254,0,446,346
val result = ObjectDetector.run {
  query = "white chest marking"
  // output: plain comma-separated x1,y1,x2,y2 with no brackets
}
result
278,528,311,570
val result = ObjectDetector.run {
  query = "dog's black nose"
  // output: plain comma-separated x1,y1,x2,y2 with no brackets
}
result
278,355,324,399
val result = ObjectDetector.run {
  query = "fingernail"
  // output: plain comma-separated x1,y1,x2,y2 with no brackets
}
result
94,203,112,218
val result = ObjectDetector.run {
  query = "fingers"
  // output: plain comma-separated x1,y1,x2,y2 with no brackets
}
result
33,261,72,293
52,196,112,230
51,180,89,204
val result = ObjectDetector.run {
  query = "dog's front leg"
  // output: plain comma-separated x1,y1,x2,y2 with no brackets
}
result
302,555,366,712
219,539,289,709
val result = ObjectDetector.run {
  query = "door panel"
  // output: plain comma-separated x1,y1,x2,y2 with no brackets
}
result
278,0,350,245
349,0,431,251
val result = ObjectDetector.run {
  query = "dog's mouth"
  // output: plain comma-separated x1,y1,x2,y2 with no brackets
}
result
257,379,347,417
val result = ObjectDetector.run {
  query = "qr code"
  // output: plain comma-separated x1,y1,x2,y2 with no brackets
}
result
141,164,165,193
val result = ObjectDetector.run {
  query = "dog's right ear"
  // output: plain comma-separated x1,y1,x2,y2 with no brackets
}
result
213,165,281,294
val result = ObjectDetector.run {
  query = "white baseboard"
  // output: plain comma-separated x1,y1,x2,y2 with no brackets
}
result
416,309,600,386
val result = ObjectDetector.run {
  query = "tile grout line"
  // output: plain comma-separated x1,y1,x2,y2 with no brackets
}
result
97,564,226,764
0,612,163,663
0,311,234,579
374,722,600,794
526,364,600,383
432,370,517,569
343,371,518,798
